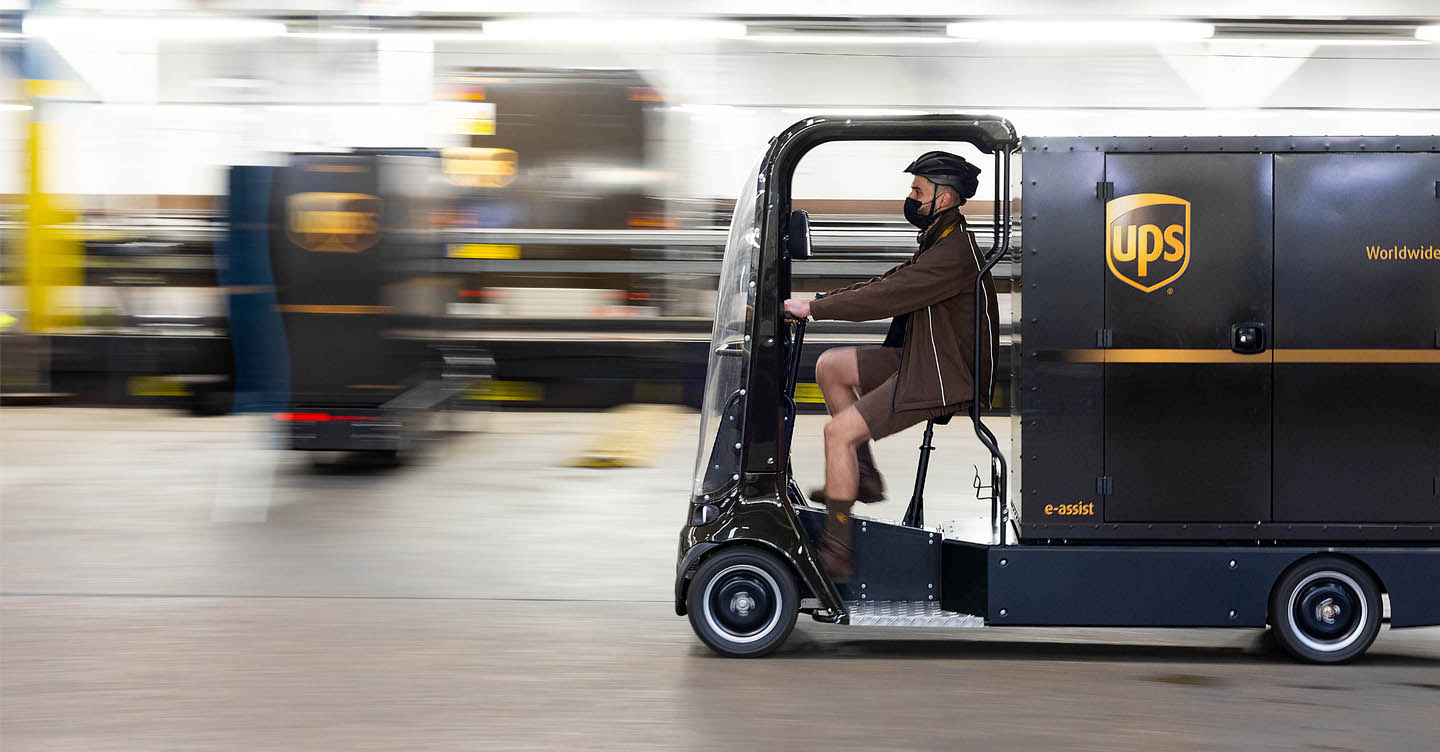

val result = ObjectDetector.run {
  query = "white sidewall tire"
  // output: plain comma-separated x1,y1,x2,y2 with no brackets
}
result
686,547,799,658
1270,557,1382,665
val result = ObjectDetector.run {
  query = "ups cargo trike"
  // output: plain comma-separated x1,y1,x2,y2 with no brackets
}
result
675,114,1440,663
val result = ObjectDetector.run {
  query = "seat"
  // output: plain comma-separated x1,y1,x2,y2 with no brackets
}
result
930,401,982,427
900,406,970,528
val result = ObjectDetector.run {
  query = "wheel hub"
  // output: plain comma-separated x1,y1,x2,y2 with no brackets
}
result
1290,574,1364,649
705,567,778,639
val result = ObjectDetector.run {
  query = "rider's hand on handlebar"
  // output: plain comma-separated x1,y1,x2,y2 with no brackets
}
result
782,298,811,320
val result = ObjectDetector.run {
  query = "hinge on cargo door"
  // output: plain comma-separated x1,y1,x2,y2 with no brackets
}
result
1097,181,1114,201
1096,476,1113,496
1096,328,1113,348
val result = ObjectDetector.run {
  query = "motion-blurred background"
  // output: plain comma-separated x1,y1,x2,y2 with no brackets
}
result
3,4,1440,750
4,3,1439,416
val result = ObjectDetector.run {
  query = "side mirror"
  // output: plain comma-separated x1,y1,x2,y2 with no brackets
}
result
785,209,811,260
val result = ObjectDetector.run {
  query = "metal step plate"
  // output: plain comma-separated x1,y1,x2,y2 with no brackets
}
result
844,600,985,628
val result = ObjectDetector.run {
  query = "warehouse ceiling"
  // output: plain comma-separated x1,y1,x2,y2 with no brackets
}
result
7,0,1440,20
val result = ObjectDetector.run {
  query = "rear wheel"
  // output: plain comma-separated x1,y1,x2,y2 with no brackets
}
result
686,547,799,658
1269,557,1381,664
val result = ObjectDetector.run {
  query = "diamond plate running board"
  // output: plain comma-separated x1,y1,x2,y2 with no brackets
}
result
843,600,985,628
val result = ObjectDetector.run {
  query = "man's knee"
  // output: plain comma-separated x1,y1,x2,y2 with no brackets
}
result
815,348,842,381
823,411,869,448
816,347,857,386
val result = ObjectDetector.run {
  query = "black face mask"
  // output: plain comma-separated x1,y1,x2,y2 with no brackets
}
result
903,195,940,230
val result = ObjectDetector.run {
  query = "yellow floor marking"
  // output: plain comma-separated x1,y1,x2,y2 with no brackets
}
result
794,382,825,404
128,376,191,397
568,404,693,469
462,380,544,402
447,243,521,259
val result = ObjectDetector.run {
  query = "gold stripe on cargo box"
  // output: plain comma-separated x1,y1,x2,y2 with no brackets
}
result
1276,349,1440,364
1048,349,1440,364
275,304,392,315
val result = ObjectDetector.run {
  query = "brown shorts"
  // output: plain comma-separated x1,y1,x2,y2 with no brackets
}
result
853,346,966,440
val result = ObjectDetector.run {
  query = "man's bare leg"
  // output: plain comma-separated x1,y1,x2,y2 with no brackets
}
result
816,407,871,579
822,407,871,500
815,347,885,501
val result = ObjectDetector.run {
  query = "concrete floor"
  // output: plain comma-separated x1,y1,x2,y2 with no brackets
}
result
3,408,1439,751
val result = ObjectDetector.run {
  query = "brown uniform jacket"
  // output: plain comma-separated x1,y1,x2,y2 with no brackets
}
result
809,206,1001,411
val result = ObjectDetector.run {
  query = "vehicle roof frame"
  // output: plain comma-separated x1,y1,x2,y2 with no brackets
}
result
740,114,1022,491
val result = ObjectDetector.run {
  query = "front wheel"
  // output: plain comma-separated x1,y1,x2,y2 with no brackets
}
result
686,547,799,658
1269,556,1382,664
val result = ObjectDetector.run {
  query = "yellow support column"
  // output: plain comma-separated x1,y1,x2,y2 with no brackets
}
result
23,79,81,332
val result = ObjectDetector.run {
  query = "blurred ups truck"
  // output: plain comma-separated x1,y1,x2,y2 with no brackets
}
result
225,151,487,454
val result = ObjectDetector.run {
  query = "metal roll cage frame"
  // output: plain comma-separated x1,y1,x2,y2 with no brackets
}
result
749,114,1020,543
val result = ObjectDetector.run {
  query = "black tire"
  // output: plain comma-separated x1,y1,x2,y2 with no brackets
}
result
686,547,799,658
1269,556,1382,664
1259,626,1285,655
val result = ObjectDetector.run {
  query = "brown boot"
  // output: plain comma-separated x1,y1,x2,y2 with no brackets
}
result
807,444,886,505
855,442,886,503
818,496,855,580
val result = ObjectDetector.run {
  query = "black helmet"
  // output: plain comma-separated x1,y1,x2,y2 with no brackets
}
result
904,151,981,205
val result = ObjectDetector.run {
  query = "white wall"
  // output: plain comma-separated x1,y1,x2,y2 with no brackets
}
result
656,41,1440,198
7,31,1440,201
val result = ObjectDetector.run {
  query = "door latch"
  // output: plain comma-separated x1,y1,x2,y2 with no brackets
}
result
1231,322,1266,354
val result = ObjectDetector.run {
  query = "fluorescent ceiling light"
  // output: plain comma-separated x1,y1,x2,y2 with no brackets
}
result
292,30,461,40
289,30,489,43
482,18,746,42
54,0,191,7
947,20,1214,43
747,34,962,45
24,15,286,40
1,103,34,111
1417,25,1440,42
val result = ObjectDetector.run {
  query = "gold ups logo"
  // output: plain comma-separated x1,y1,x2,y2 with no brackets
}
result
1106,193,1190,293
442,147,519,189
286,193,382,253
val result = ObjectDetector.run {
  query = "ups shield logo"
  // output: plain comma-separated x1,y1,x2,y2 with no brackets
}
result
286,193,382,253
1106,193,1190,293
442,147,519,189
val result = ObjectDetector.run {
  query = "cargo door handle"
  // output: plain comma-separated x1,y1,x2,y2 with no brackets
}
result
1231,322,1265,354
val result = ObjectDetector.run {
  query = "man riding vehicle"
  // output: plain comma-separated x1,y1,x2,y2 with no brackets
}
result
781,150,1001,578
